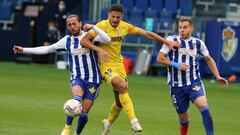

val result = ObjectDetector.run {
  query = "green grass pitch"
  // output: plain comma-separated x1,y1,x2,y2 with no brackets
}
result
0,62,239,135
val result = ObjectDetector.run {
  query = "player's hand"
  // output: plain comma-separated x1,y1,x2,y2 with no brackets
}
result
83,23,94,32
167,41,180,51
13,45,23,54
97,49,109,63
216,76,228,86
178,63,189,71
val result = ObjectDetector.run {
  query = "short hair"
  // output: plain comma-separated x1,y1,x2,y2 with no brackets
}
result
179,16,193,26
67,14,81,22
109,4,123,13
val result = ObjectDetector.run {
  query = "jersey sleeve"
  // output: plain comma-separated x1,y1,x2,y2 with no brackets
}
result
159,36,172,54
89,21,106,38
127,23,139,34
199,40,209,57
23,36,67,54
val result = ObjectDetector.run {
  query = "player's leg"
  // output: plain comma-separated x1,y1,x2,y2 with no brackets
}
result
194,96,213,135
61,79,84,135
74,99,93,135
102,91,122,135
107,91,122,123
74,82,100,135
178,113,189,135
171,86,190,135
190,81,214,135
111,76,142,132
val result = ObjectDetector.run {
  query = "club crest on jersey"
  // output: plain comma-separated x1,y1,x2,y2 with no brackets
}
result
116,30,121,35
89,87,96,94
192,85,201,91
221,26,238,62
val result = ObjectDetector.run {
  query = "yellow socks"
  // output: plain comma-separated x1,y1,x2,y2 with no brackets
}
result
107,102,122,123
119,93,136,120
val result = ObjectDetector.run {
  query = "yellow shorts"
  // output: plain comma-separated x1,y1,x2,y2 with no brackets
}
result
100,63,127,85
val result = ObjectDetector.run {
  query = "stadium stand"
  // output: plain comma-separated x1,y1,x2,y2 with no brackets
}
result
179,0,194,16
144,9,158,19
100,8,108,20
0,1,15,30
121,0,134,10
135,0,149,11
1,0,240,77
165,0,178,15
149,0,164,12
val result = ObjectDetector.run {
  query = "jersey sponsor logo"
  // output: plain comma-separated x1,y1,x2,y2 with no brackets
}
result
104,69,113,78
221,26,238,62
192,85,201,91
111,36,123,42
179,48,197,58
71,48,90,56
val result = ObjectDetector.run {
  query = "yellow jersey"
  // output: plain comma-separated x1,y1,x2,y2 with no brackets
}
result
90,19,138,65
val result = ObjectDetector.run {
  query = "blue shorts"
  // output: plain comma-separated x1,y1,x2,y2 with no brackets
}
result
170,79,206,114
70,78,100,101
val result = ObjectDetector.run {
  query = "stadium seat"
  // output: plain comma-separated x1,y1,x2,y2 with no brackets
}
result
135,0,149,11
144,9,158,19
159,11,174,30
125,34,140,43
165,0,178,15
140,36,154,44
129,9,144,24
111,0,118,4
0,2,13,20
198,0,214,2
121,0,134,10
179,0,193,16
149,0,164,12
101,8,108,20
123,9,129,21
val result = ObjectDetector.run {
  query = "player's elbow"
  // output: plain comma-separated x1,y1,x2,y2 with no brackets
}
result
157,54,164,64
105,36,111,43
102,36,111,43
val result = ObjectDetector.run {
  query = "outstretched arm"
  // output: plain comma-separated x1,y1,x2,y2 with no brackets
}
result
135,28,180,50
204,55,228,86
13,45,56,55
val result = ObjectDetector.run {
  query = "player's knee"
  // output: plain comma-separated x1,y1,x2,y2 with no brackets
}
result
194,96,207,109
178,112,189,121
114,82,128,92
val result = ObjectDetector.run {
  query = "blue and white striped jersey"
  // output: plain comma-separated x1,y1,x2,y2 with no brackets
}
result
65,34,101,84
160,35,209,87
24,31,102,84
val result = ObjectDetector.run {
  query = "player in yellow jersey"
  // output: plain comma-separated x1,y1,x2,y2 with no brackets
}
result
81,4,179,135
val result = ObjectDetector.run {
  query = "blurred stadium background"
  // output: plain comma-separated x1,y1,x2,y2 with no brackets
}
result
0,0,240,135
1,0,240,78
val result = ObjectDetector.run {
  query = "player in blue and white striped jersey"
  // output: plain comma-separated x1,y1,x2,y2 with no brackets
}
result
157,16,228,135
13,14,111,135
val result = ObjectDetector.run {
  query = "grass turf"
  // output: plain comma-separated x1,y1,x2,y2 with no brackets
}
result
0,62,239,135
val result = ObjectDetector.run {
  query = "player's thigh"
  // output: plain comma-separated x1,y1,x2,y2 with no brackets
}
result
111,76,128,93
70,78,85,96
101,65,128,90
170,86,190,114
189,80,207,109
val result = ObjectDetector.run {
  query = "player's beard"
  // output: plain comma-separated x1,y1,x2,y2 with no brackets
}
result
71,30,80,36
